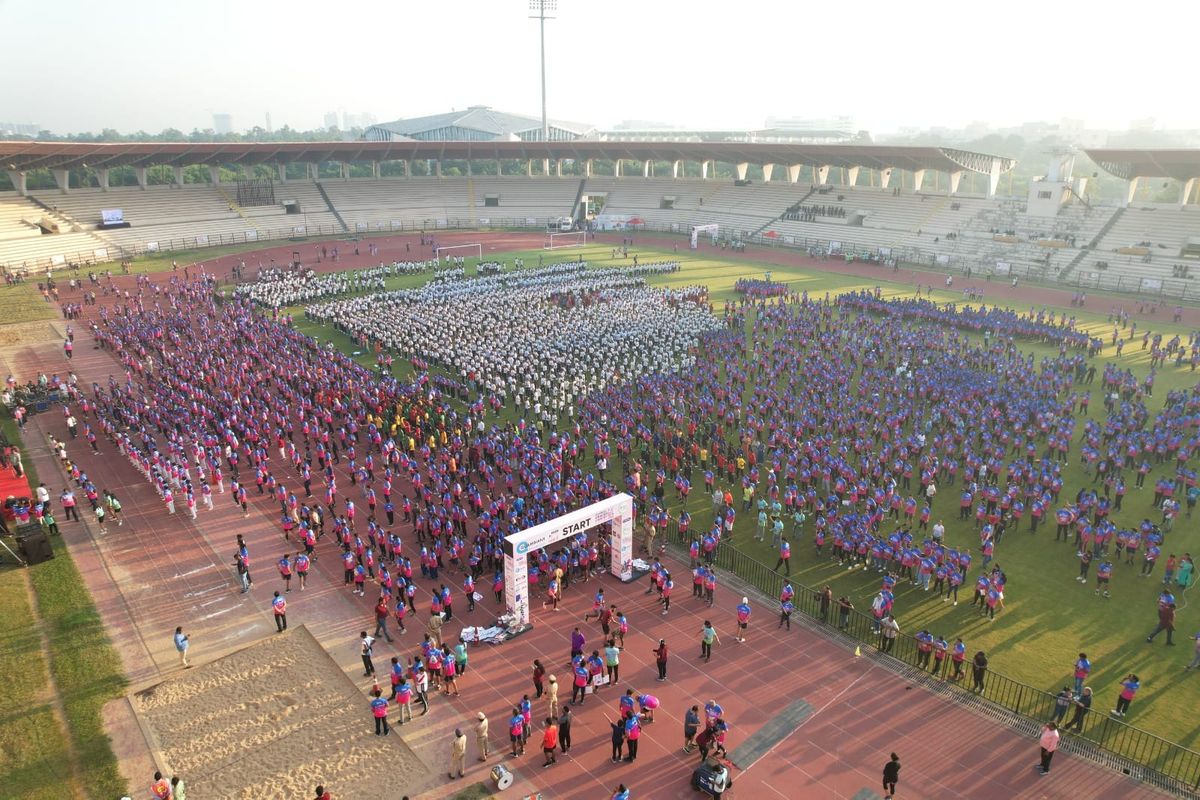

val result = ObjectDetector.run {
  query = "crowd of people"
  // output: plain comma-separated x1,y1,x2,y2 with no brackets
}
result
235,262,438,308
781,203,847,222
305,261,717,423
33,251,1200,798
733,278,789,298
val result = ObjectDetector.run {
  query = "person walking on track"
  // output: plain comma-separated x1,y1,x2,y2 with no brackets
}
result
174,626,190,668
882,752,900,798
271,591,287,632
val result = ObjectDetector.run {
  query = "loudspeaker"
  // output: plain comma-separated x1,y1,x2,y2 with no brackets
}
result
16,527,54,565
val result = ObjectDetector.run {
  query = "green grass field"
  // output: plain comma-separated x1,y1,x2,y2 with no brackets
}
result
0,417,128,799
288,243,1200,748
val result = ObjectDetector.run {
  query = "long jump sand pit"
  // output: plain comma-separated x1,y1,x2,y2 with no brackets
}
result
131,625,431,798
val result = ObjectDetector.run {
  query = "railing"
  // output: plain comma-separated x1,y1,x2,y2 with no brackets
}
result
4,214,1197,306
659,517,1200,796
0,216,564,275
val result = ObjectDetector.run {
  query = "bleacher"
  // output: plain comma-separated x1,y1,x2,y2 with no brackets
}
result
0,196,47,241
1092,204,1197,257
587,177,804,235
252,183,344,235
0,193,113,269
5,174,1200,292
318,179,471,230
469,177,579,223
25,185,247,254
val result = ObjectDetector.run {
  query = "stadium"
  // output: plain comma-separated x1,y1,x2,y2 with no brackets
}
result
5,5,1200,800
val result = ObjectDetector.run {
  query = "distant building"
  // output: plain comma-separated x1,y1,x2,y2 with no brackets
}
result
212,113,233,134
763,115,856,142
365,106,594,142
0,121,40,136
342,112,376,130
324,112,340,130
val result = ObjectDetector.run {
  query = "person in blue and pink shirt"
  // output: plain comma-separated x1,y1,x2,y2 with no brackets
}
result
735,598,752,642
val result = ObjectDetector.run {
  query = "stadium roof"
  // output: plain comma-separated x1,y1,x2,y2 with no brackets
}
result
1084,148,1200,181
0,140,1015,175
365,106,595,141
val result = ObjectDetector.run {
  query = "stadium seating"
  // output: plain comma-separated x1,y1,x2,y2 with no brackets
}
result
1092,204,1197,256
4,176,1200,290
318,177,578,230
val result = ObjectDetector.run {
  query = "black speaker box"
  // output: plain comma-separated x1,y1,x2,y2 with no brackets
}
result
16,526,54,565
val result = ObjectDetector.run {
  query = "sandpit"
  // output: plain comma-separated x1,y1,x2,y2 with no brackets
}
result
131,625,431,799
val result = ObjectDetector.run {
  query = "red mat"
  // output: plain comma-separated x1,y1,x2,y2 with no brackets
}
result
0,456,32,505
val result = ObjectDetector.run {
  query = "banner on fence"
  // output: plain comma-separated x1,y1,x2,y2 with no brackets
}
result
936,254,951,264
878,247,891,256
478,218,490,226
1140,277,1163,291
525,217,537,226
145,242,159,252
391,220,403,230
196,234,209,246
100,208,124,225
356,222,368,232
784,235,795,245
436,219,448,228
994,261,1011,275
50,254,65,266
245,230,258,241
93,248,108,261
293,226,306,236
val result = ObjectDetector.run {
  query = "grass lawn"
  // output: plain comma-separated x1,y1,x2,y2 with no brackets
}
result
285,244,1200,746
0,418,128,799
0,566,74,800
0,282,59,324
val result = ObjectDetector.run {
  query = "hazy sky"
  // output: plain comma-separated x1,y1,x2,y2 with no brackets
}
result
3,0,1197,136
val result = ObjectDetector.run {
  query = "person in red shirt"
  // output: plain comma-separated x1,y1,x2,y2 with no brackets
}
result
314,785,331,800
151,771,171,799
373,596,394,642
541,717,559,767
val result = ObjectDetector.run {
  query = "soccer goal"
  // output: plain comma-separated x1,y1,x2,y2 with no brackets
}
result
544,230,587,250
690,223,719,249
434,242,482,263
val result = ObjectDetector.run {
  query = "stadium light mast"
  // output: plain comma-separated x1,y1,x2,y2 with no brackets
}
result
529,0,557,142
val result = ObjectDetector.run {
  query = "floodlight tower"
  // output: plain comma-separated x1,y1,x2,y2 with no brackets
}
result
529,0,557,141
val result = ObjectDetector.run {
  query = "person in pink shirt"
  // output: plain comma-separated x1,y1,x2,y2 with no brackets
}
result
1038,722,1060,775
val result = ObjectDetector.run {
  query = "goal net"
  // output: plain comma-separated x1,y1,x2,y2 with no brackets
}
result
544,231,587,250
434,243,482,263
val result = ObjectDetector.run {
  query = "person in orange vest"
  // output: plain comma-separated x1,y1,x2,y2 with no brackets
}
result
151,770,172,799
272,591,288,632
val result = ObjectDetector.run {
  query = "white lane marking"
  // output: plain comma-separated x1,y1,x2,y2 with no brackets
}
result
200,605,240,620
173,564,217,579
184,584,226,598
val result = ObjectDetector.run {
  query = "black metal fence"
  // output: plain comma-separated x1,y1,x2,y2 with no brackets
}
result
659,517,1200,795
0,216,563,275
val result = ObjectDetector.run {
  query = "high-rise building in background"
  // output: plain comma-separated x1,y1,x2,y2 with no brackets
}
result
342,112,377,130
265,112,273,133
0,122,40,136
212,113,233,134
325,111,378,131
